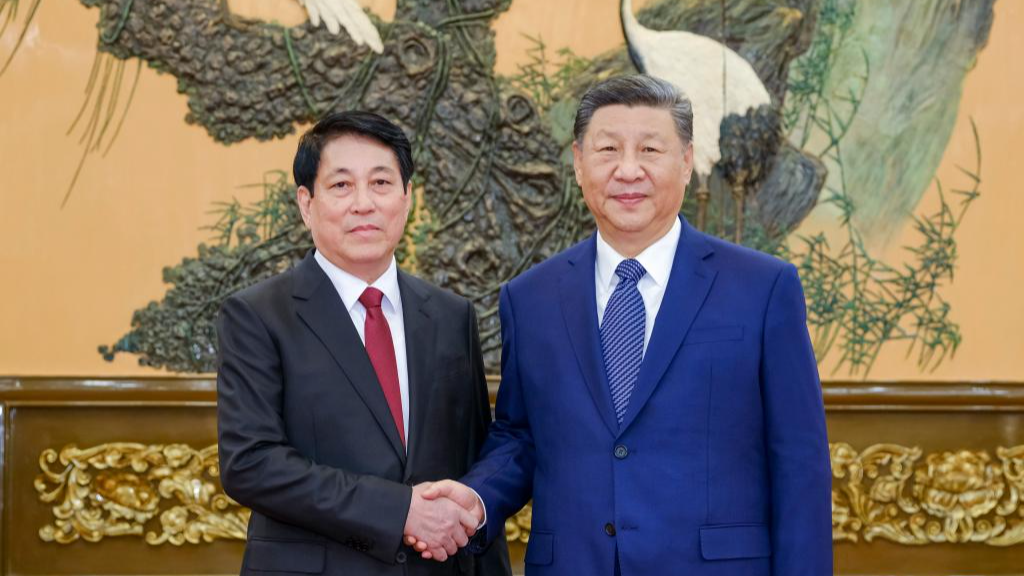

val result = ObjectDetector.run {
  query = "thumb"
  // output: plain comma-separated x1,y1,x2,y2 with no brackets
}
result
421,479,455,500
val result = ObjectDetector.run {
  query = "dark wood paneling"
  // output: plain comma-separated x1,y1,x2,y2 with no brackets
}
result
2,377,1023,576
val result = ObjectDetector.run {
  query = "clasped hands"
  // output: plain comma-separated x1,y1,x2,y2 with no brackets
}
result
402,480,481,562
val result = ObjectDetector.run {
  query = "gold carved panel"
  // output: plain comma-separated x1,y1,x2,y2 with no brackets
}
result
832,443,1024,545
35,443,249,545
34,442,1024,547
504,503,532,544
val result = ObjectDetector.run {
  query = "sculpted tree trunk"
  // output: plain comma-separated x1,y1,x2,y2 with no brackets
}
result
90,0,823,372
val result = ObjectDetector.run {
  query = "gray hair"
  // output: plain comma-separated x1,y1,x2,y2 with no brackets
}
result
573,74,693,146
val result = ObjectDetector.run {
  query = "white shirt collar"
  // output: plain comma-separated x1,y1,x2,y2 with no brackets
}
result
596,216,681,290
313,250,402,315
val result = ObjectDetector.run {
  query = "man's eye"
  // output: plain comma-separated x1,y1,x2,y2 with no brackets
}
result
332,181,350,189
374,179,391,186
599,146,616,152
643,146,661,153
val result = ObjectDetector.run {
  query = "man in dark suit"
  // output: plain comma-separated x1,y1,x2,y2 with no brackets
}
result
216,111,510,576
417,75,833,575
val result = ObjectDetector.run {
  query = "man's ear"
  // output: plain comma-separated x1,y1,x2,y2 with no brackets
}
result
296,185,313,227
682,141,695,187
572,141,583,186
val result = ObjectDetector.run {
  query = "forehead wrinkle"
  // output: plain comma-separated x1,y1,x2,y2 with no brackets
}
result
323,165,397,178
590,126,669,141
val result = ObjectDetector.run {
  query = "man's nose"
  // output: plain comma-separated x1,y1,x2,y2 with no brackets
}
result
350,185,376,212
614,151,645,181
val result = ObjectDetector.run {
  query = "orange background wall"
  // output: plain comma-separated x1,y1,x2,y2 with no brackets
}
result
0,0,1020,380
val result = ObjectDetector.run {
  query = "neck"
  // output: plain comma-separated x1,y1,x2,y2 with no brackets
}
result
599,218,675,259
319,250,393,285
353,266,388,285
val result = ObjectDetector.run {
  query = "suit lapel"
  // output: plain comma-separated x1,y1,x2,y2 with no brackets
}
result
292,254,407,466
560,237,619,436
398,272,436,483
619,217,717,433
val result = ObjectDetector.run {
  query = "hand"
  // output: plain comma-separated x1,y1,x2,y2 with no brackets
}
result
403,482,479,562
404,480,484,560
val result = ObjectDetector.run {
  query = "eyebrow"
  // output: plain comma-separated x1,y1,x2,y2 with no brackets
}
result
327,166,398,177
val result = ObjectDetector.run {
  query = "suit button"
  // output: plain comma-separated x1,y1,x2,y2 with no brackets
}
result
396,551,407,563
604,523,616,536
614,444,628,459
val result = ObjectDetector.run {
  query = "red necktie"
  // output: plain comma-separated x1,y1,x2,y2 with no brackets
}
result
358,287,405,446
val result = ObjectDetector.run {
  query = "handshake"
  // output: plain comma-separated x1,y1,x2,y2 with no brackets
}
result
402,480,482,562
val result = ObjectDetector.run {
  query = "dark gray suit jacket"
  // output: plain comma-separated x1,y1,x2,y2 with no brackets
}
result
217,252,510,576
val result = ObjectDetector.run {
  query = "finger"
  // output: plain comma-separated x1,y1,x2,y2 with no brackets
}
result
459,491,483,513
469,502,484,525
457,508,479,535
414,540,428,552
420,482,443,499
430,546,448,562
421,480,453,500
453,527,469,548
404,535,417,546
442,534,457,556
439,481,478,510
420,550,433,560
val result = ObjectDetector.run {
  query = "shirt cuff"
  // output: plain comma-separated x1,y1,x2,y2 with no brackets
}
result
467,486,487,529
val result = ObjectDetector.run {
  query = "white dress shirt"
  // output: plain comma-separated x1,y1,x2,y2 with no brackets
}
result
314,250,410,445
477,219,683,527
595,217,681,357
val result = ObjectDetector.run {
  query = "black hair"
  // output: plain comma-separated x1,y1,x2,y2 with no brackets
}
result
293,111,414,195
573,74,693,145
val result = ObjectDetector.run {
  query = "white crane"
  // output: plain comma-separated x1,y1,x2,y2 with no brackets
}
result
620,0,771,177
298,0,383,53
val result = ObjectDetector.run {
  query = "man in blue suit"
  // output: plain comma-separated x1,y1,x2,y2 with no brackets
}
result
417,74,832,575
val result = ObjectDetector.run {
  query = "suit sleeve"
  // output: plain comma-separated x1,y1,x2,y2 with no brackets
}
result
464,301,513,576
216,294,411,565
761,264,833,575
462,282,536,546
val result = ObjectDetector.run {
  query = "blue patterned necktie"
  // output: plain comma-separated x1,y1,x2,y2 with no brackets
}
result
601,258,647,424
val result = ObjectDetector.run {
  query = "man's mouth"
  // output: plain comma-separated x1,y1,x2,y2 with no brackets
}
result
612,192,647,205
349,224,381,233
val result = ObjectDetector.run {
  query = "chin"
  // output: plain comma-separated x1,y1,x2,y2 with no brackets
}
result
607,215,654,233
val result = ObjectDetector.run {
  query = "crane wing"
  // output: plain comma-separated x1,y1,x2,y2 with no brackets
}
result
298,0,384,54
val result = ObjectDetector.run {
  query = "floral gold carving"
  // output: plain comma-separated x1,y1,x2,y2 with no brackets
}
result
35,443,248,545
832,443,1024,546
35,442,1024,547
504,503,532,544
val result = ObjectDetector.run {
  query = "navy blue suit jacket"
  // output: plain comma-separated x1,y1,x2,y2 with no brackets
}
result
463,217,832,575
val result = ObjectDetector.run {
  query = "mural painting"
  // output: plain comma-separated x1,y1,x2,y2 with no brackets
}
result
0,0,1006,378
